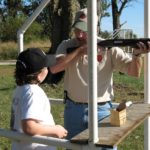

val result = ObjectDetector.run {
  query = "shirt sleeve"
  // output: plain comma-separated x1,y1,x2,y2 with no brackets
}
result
47,54,57,66
111,47,132,73
56,40,68,58
21,87,48,122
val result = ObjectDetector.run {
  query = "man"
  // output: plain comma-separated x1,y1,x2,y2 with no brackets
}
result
55,8,150,150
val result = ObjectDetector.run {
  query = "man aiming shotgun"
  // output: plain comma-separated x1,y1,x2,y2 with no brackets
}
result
51,8,150,150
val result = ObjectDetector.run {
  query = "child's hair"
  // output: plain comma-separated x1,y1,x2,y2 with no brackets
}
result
14,68,42,86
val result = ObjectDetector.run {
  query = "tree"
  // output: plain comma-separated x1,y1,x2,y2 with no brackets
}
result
47,0,80,54
48,0,111,54
45,0,111,84
1,0,23,18
111,0,137,38
0,0,48,42
43,0,80,84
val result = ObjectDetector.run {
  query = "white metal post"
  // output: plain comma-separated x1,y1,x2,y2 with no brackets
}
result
17,33,24,54
144,1,150,150
17,0,51,52
0,129,82,150
87,0,99,145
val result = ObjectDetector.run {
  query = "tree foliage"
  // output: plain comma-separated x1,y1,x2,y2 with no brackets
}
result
0,0,111,44
98,0,111,34
0,14,44,42
0,0,138,43
0,0,48,42
0,0,23,18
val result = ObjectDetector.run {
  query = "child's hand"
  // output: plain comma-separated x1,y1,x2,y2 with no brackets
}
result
55,125,68,138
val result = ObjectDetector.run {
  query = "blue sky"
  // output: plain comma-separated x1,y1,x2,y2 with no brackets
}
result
101,0,144,38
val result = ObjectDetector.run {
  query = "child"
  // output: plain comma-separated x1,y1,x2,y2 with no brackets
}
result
11,48,68,150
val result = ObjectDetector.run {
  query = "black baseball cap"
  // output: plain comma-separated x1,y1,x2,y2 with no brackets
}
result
16,48,51,75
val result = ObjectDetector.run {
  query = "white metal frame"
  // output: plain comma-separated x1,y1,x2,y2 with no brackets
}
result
87,0,99,145
0,0,149,149
144,1,150,150
17,0,51,52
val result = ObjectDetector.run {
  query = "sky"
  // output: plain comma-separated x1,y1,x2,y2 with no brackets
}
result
101,0,144,38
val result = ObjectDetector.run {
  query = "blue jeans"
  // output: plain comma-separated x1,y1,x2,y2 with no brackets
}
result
64,98,117,150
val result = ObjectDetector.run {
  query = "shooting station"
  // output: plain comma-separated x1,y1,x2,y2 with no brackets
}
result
0,0,150,150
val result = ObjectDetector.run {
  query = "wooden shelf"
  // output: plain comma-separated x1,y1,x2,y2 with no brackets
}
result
71,103,150,148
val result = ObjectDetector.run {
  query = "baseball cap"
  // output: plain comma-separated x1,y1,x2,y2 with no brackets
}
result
16,48,51,75
72,8,87,32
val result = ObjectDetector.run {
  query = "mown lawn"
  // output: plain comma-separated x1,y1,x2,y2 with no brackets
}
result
0,65,146,150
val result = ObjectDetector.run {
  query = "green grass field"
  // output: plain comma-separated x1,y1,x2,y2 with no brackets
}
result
0,65,146,150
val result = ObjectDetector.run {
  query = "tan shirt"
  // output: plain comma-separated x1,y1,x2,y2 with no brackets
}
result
56,38,132,103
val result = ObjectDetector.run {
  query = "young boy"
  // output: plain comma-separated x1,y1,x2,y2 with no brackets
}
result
11,48,68,150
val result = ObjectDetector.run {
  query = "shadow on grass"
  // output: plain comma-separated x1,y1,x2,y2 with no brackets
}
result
0,86,15,91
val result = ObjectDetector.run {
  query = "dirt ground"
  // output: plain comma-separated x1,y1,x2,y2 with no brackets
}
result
113,83,144,103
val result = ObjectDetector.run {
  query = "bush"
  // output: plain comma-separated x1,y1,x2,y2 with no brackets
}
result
24,21,46,43
0,15,47,42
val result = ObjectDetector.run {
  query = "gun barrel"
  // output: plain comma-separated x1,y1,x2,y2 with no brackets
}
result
98,38,150,48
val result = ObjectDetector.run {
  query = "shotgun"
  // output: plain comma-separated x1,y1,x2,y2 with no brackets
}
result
98,38,150,48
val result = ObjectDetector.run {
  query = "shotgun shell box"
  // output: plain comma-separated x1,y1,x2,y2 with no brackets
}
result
110,108,127,126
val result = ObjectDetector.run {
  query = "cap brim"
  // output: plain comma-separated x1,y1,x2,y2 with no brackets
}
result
73,21,87,32
45,54,56,67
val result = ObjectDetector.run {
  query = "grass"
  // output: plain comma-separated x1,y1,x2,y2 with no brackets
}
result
113,70,144,103
0,65,15,149
0,40,51,60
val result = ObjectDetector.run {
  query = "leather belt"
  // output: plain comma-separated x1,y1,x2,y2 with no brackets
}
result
64,91,108,106
65,97,108,106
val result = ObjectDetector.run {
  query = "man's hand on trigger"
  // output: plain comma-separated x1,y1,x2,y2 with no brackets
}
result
133,41,150,57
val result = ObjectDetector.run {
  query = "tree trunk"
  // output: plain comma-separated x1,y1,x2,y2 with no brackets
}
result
111,0,120,31
111,0,136,39
44,0,80,85
48,0,79,54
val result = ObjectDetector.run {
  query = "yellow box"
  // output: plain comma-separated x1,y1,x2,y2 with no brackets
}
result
110,109,126,126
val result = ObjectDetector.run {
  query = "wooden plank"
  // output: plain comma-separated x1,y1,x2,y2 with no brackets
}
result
70,104,150,148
